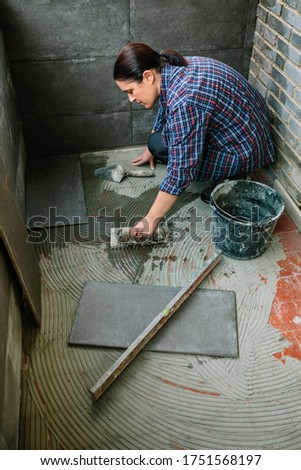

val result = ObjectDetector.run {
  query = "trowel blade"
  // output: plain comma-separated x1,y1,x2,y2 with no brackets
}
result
94,164,125,183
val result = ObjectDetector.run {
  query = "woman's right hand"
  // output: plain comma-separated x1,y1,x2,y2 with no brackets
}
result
130,215,159,238
131,148,155,170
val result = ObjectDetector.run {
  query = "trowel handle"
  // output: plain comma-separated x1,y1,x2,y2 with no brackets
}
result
126,170,155,177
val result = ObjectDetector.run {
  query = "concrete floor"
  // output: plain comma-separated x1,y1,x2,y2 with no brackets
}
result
20,148,301,449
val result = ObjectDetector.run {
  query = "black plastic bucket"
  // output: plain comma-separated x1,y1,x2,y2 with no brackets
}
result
210,180,284,260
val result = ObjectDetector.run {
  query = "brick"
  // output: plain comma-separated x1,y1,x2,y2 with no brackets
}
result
295,2,301,15
285,0,301,14
279,90,301,120
259,67,272,87
257,4,268,22
271,67,295,95
291,30,301,50
273,156,301,205
269,80,281,96
289,115,301,138
284,60,301,86
256,18,278,44
297,140,301,157
253,31,264,48
271,127,284,150
267,13,292,40
252,47,273,73
283,141,301,168
248,72,259,89
294,87,301,105
253,79,268,98
272,114,289,140
277,36,301,65
261,0,283,16
275,142,295,168
254,32,277,61
248,71,257,86
273,117,300,155
283,6,301,32
275,52,286,69
267,93,290,122
283,129,301,156
273,4,283,16
263,41,277,61
249,57,261,78
255,69,280,97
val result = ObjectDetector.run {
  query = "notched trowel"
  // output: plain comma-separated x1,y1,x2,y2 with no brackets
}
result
110,226,171,249
94,164,155,183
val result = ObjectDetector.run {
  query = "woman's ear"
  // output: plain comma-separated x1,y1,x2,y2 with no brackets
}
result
142,70,155,84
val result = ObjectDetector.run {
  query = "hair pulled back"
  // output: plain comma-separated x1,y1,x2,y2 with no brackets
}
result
114,42,188,83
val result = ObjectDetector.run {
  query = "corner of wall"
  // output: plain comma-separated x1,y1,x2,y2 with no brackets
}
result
0,30,27,220
0,29,30,450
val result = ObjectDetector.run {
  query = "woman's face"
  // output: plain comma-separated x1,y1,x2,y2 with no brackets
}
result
115,70,160,109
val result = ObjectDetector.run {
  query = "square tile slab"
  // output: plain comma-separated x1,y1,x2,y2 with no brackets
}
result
69,281,238,357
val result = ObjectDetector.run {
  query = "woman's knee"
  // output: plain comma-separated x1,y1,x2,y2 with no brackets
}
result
148,132,168,164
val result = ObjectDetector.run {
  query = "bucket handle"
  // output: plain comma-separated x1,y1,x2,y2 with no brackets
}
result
212,203,272,225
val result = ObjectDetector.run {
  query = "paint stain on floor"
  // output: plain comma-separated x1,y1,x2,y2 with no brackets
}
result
269,213,301,363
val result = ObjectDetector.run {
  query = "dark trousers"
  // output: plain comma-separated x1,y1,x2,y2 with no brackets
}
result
148,131,168,164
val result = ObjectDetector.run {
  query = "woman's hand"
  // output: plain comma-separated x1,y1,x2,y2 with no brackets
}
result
131,148,155,170
130,216,159,238
130,191,179,239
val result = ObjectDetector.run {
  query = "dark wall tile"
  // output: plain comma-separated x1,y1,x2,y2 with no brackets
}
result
0,0,129,61
0,0,258,156
11,57,129,118
0,34,22,192
183,49,246,74
132,109,158,144
130,0,251,51
22,112,132,156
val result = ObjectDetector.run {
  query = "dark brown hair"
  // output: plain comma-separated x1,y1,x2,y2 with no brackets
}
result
113,42,188,83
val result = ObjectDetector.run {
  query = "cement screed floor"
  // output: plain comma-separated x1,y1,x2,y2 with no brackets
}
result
20,147,301,450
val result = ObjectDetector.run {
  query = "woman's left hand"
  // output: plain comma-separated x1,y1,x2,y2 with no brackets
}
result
131,148,155,170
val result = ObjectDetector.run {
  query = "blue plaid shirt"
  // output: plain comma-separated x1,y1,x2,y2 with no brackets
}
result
153,57,275,196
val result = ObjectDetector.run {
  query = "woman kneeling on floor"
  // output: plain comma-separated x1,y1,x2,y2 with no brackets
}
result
114,42,275,236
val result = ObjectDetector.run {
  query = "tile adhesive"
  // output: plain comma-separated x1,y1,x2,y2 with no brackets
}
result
20,148,301,450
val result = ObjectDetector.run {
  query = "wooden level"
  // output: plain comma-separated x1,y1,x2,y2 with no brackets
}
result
90,250,222,400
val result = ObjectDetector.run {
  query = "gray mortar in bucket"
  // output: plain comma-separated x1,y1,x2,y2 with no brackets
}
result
210,180,284,260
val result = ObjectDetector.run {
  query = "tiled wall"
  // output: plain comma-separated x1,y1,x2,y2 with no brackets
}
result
0,33,26,216
0,32,25,450
249,0,301,206
0,0,259,156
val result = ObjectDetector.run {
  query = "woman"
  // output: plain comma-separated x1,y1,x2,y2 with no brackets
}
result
114,42,275,236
